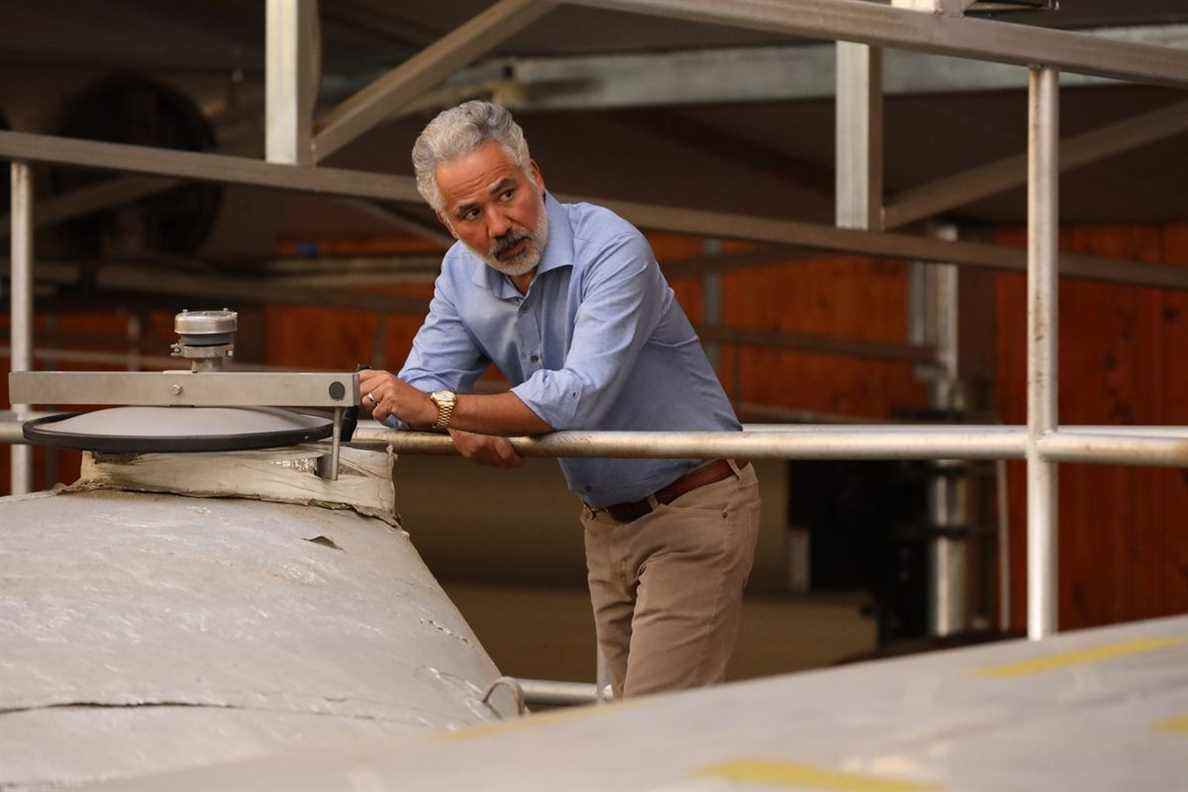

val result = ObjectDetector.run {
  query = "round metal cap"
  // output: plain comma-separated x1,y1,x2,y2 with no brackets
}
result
175,309,237,336
24,407,333,453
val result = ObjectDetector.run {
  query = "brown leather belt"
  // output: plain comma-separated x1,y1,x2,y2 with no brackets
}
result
600,459,747,524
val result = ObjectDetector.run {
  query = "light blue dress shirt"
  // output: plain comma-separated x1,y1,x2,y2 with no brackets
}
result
398,193,740,507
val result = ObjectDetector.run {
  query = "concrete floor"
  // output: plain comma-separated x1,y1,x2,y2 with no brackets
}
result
439,581,877,683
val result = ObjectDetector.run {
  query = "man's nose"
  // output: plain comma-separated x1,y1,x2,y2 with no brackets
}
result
486,206,512,238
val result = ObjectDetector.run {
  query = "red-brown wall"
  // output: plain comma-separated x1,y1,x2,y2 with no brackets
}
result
995,223,1188,631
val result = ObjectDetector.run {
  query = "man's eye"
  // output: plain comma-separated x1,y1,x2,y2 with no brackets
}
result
460,209,478,221
500,189,515,201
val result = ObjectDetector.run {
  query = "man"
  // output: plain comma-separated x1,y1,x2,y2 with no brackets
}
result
359,101,760,698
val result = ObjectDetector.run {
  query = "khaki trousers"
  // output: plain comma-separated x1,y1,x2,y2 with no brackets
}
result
580,462,761,698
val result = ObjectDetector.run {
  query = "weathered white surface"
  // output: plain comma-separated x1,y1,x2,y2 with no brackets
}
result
0,489,502,789
74,444,396,525
87,614,1188,791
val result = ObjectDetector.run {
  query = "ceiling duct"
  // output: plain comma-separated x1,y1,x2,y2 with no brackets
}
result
50,75,223,258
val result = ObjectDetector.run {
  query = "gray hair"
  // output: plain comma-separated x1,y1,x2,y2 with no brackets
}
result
411,101,531,211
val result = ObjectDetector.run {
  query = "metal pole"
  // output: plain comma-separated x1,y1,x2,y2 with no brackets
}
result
595,646,613,704
514,678,599,707
912,224,971,638
349,424,1029,460
1026,67,1060,640
836,42,883,230
9,162,33,495
996,458,1011,633
701,239,723,372
329,406,342,481
266,0,319,166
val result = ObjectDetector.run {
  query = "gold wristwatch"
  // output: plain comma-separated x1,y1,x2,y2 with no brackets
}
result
428,389,457,431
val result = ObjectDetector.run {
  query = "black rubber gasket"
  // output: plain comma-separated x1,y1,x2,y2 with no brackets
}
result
23,412,333,453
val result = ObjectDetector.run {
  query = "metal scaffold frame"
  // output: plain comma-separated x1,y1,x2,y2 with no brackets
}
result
4,0,1188,642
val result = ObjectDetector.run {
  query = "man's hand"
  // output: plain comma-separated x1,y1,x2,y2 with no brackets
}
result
449,428,524,469
358,369,437,428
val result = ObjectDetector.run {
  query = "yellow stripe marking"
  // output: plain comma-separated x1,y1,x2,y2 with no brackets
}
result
976,637,1184,679
1155,715,1188,734
694,760,941,791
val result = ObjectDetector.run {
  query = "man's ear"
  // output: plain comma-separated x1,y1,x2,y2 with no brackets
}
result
436,210,460,240
529,159,545,193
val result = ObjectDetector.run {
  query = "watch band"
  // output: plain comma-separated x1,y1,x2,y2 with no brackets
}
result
430,390,457,431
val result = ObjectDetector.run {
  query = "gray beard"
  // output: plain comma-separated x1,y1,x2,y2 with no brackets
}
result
469,208,550,278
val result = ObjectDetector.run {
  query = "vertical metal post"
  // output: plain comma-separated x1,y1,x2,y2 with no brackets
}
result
329,406,343,481
9,161,33,495
1027,67,1060,640
595,645,613,704
836,42,883,230
909,225,972,637
701,238,723,373
996,458,1011,632
266,0,320,165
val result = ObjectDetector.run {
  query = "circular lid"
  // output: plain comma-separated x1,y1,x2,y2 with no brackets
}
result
24,407,333,453
175,309,237,336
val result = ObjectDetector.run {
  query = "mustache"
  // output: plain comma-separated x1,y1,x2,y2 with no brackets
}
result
491,232,531,258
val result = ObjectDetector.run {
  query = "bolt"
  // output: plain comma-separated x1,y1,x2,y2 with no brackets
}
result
170,384,184,396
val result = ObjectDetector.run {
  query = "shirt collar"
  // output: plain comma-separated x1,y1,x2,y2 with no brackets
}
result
466,192,573,296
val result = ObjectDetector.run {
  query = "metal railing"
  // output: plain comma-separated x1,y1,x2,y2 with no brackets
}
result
3,0,1187,649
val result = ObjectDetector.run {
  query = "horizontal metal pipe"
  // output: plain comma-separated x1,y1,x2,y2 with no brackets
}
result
1060,426,1188,438
1,132,1184,292
0,131,421,203
1038,432,1188,468
7,416,1188,468
1,346,179,370
350,424,1028,460
697,324,936,364
513,678,599,707
0,412,56,445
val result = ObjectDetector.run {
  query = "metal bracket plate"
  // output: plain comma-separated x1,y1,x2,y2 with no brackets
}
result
8,371,360,408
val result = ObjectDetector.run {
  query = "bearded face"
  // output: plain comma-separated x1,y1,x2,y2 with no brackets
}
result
472,204,549,277
434,140,551,280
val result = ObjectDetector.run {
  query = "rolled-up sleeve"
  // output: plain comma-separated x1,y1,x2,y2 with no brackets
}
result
511,233,663,430
398,272,489,394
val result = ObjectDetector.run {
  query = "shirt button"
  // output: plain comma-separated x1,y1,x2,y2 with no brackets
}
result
530,354,539,363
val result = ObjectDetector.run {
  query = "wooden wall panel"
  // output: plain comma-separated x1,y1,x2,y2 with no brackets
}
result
721,256,926,419
997,224,1188,632
1157,223,1188,617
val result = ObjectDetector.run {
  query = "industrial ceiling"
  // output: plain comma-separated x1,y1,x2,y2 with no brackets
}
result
0,0,1185,260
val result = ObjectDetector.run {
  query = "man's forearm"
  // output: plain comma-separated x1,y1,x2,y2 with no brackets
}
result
449,391,553,436
360,368,553,436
